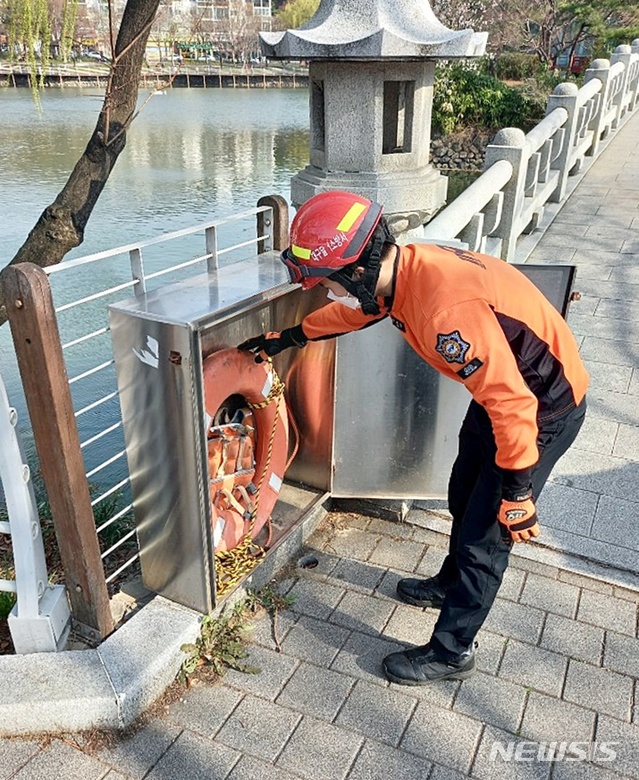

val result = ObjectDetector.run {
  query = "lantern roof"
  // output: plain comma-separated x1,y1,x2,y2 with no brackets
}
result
260,0,487,60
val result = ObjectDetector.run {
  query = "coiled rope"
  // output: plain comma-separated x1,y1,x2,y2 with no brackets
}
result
214,361,286,596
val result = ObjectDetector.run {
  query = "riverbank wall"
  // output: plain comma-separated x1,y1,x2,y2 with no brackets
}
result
0,68,308,90
431,129,492,171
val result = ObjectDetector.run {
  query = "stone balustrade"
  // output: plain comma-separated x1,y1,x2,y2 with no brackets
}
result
422,41,639,262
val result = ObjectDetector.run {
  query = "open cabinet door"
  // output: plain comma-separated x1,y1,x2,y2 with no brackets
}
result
330,263,577,500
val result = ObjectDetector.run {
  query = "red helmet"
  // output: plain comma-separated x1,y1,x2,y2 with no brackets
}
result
281,191,384,290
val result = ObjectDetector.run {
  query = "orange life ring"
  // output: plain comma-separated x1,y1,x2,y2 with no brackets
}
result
202,348,289,553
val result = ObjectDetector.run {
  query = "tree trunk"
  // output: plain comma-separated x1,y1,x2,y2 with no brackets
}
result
567,24,586,74
0,0,161,327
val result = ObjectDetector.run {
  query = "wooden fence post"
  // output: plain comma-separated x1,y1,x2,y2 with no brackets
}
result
257,194,289,253
1,263,114,638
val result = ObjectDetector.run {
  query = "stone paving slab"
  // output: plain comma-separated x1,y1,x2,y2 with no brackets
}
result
551,449,639,507
215,695,301,761
346,739,432,780
328,590,396,635
276,716,363,780
567,311,637,339
519,572,579,618
334,679,417,746
452,670,526,733
498,639,568,698
520,692,596,745
539,613,604,665
145,731,239,780
540,524,639,576
279,614,350,667
591,494,639,548
165,682,242,738
0,739,42,780
536,482,598,535
10,740,112,780
581,359,632,393
328,629,404,688
2,509,639,780
93,721,182,780
400,702,483,773
472,725,551,780
276,661,355,721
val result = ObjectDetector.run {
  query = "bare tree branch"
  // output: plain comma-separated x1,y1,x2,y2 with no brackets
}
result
0,0,162,326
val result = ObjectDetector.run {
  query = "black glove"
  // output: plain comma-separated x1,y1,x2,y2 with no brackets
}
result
238,324,307,363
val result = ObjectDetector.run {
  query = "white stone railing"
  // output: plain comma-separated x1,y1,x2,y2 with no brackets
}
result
422,41,639,260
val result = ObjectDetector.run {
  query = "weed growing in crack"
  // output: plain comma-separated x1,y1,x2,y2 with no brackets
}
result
178,585,296,684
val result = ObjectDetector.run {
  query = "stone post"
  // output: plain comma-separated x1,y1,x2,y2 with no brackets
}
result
631,40,639,112
610,45,633,128
584,59,613,157
545,83,580,201
483,128,528,262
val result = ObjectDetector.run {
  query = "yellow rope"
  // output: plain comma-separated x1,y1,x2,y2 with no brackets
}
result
214,361,285,597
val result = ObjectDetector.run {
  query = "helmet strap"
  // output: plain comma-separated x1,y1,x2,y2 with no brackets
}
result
329,220,394,315
327,267,368,306
355,278,381,316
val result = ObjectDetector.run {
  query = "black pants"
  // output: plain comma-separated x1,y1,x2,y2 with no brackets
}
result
430,397,587,658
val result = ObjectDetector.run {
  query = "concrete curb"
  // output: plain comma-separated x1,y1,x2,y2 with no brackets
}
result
0,597,201,736
0,500,328,737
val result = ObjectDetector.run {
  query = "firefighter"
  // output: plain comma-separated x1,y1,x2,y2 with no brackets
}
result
239,190,588,685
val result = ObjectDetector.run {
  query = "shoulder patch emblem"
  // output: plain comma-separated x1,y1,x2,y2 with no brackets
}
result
436,331,471,364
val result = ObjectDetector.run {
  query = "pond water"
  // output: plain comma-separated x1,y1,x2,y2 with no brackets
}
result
0,87,310,454
0,86,473,485
0,87,311,258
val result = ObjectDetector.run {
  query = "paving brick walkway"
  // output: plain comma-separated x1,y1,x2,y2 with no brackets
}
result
2,513,639,779
529,107,639,573
1,103,638,780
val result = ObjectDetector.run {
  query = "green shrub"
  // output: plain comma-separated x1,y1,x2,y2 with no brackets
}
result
432,63,548,136
493,53,541,82
529,66,580,95
0,591,16,620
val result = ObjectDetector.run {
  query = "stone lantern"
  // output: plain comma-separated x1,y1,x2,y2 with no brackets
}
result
261,0,487,237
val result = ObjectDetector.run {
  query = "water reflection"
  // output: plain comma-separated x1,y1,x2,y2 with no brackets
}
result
0,87,310,260
0,87,310,479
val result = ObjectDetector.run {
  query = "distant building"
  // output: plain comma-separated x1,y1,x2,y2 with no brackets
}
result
144,0,272,27
76,0,272,62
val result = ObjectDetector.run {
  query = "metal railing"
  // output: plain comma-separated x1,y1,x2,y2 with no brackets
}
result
40,204,278,589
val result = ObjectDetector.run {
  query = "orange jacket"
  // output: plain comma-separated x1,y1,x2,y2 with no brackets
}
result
301,243,589,487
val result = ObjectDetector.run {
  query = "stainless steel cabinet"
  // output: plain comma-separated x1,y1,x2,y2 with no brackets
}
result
110,253,575,611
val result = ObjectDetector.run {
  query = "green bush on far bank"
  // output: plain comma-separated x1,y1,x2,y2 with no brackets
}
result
491,52,542,82
432,58,575,138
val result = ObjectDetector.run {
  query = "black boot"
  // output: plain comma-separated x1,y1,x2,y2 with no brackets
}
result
382,642,476,685
396,576,448,608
